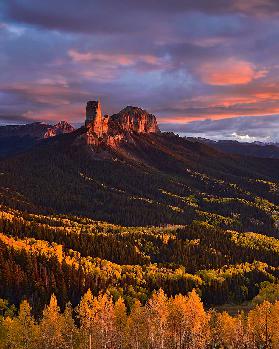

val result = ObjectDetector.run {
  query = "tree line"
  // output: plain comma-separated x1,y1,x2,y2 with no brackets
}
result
1,288,279,349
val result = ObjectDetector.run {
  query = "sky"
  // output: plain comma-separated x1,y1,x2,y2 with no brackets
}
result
1,0,279,141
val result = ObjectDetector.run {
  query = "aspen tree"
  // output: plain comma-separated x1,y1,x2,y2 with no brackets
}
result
146,289,169,349
248,301,273,349
127,300,149,349
39,294,66,349
4,300,38,349
167,294,189,349
77,289,95,349
182,289,210,349
114,297,127,349
90,293,115,349
270,301,279,347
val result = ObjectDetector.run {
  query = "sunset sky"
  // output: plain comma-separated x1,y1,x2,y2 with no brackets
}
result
1,0,279,141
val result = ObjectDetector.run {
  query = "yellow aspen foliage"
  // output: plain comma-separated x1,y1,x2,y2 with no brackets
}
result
39,294,67,349
90,293,116,349
4,300,38,349
212,311,254,349
114,297,128,349
77,289,94,331
248,300,279,348
1,289,279,349
167,294,189,349
77,289,95,349
182,289,210,349
270,301,279,347
127,300,149,349
146,288,169,349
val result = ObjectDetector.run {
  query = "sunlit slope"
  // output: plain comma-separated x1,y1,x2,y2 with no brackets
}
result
0,132,279,233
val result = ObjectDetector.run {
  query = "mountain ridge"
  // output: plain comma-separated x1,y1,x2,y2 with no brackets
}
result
0,120,75,157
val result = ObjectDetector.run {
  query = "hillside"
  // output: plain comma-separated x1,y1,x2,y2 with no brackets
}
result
1,128,279,232
0,102,278,315
0,205,278,311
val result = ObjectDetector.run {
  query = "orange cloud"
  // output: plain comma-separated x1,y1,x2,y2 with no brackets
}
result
160,111,279,124
199,58,268,85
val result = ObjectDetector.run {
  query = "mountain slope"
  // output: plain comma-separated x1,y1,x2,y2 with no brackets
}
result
1,128,279,234
0,104,279,311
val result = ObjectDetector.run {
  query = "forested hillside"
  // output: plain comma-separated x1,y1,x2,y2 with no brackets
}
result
0,130,278,347
0,206,278,313
1,132,279,233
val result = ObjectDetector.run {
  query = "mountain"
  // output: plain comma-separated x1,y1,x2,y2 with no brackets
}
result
1,101,279,233
193,138,279,159
0,100,279,313
0,120,74,157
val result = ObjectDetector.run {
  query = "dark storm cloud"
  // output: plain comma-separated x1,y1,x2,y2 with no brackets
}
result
1,0,279,140
3,0,279,35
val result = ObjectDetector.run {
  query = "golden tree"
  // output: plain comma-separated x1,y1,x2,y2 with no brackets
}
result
146,289,169,349
4,300,38,349
114,297,127,349
181,289,210,349
127,299,149,349
248,300,279,348
39,294,71,349
77,289,95,349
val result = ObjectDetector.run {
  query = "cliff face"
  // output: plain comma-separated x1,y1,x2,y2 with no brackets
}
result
110,106,160,134
84,102,160,147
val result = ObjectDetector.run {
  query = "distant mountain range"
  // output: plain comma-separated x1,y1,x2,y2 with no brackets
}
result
187,137,279,159
0,120,74,157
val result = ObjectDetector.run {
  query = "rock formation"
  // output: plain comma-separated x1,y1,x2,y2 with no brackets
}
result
0,121,74,140
84,100,160,146
110,106,160,133
44,121,75,138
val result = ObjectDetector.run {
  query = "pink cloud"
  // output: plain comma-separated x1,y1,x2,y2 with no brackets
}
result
68,49,161,66
199,58,268,86
23,104,84,123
